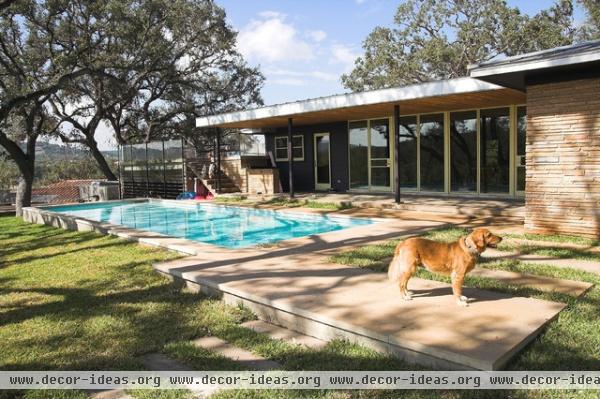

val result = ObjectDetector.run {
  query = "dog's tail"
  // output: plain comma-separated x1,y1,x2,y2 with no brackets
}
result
387,246,405,282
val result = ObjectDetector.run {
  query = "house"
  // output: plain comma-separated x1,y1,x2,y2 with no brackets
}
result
196,40,600,238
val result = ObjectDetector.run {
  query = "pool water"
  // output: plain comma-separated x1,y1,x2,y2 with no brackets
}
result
48,200,373,248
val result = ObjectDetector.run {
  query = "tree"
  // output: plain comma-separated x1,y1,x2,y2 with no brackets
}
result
0,0,124,213
578,0,600,39
342,0,576,91
53,0,263,179
0,99,60,215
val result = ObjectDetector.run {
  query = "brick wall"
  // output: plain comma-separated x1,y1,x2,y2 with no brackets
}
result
220,157,246,191
247,169,280,194
525,77,600,238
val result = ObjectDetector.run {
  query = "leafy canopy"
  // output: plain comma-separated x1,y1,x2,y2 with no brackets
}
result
341,0,595,91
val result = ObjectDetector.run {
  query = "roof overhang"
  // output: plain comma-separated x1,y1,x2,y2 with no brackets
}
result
469,39,600,90
196,77,525,129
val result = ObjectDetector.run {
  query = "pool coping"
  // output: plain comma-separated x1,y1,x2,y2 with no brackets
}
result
22,198,394,256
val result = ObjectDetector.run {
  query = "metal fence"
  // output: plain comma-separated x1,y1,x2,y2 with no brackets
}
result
118,139,185,199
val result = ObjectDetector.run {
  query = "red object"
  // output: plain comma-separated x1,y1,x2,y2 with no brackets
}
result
193,180,214,200
194,192,214,201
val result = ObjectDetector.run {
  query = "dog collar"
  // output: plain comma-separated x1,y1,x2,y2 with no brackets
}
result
464,237,479,256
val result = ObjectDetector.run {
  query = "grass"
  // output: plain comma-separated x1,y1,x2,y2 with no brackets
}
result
2,218,600,398
213,195,353,211
0,217,254,398
375,226,600,262
504,232,599,247
264,197,352,210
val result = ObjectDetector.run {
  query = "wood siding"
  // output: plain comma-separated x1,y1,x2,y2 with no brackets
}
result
525,77,600,238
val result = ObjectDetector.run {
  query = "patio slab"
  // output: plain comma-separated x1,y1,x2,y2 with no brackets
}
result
246,192,525,219
155,252,564,371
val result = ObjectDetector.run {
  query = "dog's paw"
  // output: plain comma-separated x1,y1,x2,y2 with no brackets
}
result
400,291,413,301
456,298,469,307
460,295,470,302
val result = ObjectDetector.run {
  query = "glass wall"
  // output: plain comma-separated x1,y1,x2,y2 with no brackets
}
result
480,108,510,193
419,113,445,192
370,119,391,188
450,111,477,192
398,116,418,189
349,121,369,189
516,106,527,192
347,105,525,196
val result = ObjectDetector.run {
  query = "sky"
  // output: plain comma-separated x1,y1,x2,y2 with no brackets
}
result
94,0,586,150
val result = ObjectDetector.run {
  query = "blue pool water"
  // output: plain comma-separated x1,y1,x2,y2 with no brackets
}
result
48,200,373,248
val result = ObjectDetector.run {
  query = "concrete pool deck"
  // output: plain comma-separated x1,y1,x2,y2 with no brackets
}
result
23,200,566,370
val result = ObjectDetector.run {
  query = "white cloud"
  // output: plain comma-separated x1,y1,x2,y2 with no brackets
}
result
329,44,359,72
265,68,338,82
271,77,306,86
237,12,314,62
355,0,367,4
307,30,327,42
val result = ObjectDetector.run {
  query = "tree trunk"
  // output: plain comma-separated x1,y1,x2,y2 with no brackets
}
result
88,139,117,181
15,173,33,217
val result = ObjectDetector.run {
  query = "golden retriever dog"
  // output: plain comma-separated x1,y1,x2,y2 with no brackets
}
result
388,228,502,307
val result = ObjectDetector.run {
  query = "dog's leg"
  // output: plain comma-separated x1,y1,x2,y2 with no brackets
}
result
451,271,469,307
398,259,417,301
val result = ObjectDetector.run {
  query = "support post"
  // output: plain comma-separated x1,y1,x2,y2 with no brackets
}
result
394,104,401,204
216,128,221,194
130,144,134,198
287,117,294,198
180,137,185,194
144,142,150,197
117,144,123,199
162,139,166,198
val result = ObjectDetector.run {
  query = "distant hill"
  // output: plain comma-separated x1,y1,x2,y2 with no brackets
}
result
6,141,119,162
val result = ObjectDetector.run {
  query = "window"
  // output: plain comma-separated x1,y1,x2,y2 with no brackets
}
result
419,113,445,192
450,111,477,192
398,116,417,189
516,106,526,192
275,135,304,161
349,121,369,189
480,108,510,193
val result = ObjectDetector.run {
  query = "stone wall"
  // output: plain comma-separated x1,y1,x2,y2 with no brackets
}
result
525,77,600,238
247,169,280,194
220,157,246,191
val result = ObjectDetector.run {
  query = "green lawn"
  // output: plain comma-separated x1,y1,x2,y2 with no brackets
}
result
1,218,599,399
214,195,352,211
0,217,252,399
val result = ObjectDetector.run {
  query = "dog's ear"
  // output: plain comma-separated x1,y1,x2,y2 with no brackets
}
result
470,229,486,252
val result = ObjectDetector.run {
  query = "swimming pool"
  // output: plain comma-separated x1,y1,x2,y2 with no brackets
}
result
48,200,374,248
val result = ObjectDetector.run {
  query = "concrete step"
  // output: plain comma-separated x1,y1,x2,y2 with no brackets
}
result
139,353,214,398
155,254,564,371
241,320,327,349
139,353,194,371
192,336,281,370
470,268,593,297
483,249,600,276
88,390,133,399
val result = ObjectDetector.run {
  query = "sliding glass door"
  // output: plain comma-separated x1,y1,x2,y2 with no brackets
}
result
349,119,392,191
480,108,510,194
349,121,369,190
450,111,477,193
419,114,445,192
349,106,524,196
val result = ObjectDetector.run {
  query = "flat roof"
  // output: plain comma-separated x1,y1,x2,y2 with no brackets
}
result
196,77,524,129
469,39,600,89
